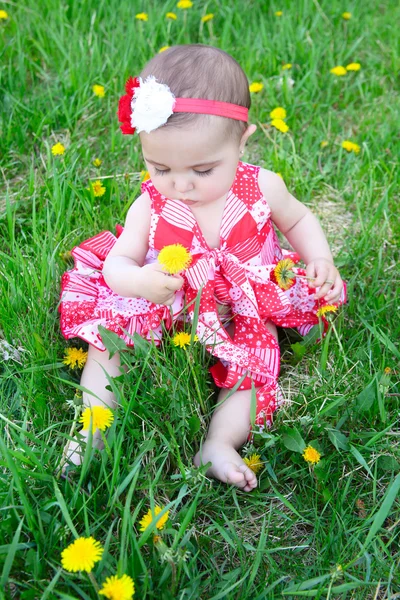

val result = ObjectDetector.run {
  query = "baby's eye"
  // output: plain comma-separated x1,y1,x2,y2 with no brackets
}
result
154,167,169,176
195,168,214,177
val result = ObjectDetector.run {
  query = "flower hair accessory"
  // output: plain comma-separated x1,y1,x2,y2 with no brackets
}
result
118,75,249,134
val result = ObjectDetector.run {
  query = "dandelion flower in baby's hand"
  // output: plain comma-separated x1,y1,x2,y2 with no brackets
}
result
61,537,103,573
302,445,321,464
158,244,192,274
273,259,296,290
270,119,289,133
92,84,105,98
270,106,287,120
316,304,338,318
139,506,169,532
99,574,135,600
63,347,88,369
342,140,360,154
249,82,263,93
52,142,65,156
80,406,114,433
243,453,264,474
330,66,347,76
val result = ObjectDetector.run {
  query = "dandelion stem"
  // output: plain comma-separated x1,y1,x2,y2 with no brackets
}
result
88,571,100,593
186,351,206,414
100,430,113,463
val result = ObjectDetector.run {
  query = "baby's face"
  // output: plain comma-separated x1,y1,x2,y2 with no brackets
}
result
140,120,241,208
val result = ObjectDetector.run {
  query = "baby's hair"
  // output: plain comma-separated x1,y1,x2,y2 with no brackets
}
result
140,44,251,141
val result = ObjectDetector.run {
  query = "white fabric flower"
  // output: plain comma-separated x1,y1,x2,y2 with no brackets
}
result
131,76,176,133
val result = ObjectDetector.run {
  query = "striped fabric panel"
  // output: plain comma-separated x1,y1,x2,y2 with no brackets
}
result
260,231,278,264
220,192,247,240
162,200,197,231
72,247,103,269
228,236,260,263
63,273,99,296
80,231,117,258
186,258,210,289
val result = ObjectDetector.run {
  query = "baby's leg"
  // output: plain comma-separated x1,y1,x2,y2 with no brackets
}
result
63,345,121,466
194,321,278,492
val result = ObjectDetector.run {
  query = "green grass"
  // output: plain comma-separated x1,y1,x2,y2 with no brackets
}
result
1,0,399,598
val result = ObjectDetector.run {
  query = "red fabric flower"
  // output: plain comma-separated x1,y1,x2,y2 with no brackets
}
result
117,76,140,135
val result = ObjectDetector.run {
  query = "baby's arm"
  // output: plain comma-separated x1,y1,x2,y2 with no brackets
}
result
258,169,343,303
103,192,183,305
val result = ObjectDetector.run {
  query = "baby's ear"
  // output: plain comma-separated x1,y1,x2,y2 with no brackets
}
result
240,124,257,148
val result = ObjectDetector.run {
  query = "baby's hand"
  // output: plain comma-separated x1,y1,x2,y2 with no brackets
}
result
306,258,343,303
137,262,184,305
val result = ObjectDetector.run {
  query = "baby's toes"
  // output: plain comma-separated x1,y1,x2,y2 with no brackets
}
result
238,464,258,488
225,464,248,487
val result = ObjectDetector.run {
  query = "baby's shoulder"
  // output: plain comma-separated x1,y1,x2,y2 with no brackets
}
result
125,191,152,228
257,167,290,214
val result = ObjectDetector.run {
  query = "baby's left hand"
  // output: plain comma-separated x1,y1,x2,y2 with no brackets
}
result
306,258,343,303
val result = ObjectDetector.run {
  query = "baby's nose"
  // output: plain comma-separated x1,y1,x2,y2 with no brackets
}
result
174,178,193,193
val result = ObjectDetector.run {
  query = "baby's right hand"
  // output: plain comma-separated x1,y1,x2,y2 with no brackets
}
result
136,262,184,305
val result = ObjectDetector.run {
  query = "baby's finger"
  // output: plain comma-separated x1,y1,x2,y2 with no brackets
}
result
165,275,184,291
163,293,176,306
312,267,331,289
306,263,316,286
324,278,343,303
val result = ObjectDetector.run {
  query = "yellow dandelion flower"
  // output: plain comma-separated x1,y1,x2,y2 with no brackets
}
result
270,106,287,120
99,574,135,600
201,13,214,23
346,62,361,71
61,537,103,573
92,84,105,98
249,82,263,93
302,445,321,464
282,63,292,70
342,140,360,154
384,367,392,375
273,259,295,290
80,406,114,433
93,158,102,167
0,10,9,19
159,46,170,53
330,66,347,76
52,142,65,156
270,118,289,133
243,453,264,474
141,170,150,181
90,179,106,197
166,12,177,20
63,347,88,369
276,172,283,179
320,140,329,148
342,12,351,20
172,332,191,348
135,12,148,21
158,244,192,274
177,0,193,9
139,506,169,532
316,304,338,318
275,11,283,16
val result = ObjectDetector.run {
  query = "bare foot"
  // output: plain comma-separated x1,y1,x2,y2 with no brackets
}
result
62,432,104,470
193,440,257,492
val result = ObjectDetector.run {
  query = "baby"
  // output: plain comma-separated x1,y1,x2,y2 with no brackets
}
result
60,45,344,491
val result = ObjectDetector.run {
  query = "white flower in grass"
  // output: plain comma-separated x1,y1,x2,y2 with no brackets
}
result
131,76,176,133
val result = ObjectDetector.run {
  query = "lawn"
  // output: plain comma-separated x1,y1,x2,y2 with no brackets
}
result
0,0,399,598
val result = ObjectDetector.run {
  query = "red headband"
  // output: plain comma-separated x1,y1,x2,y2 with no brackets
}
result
118,76,249,135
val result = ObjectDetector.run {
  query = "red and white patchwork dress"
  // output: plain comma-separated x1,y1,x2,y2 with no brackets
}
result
60,162,345,428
